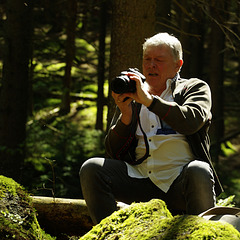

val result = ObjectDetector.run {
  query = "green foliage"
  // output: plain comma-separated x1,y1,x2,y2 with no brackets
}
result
217,150,240,208
25,12,107,196
221,141,237,157
217,195,236,207
221,173,240,208
24,110,105,198
25,3,107,198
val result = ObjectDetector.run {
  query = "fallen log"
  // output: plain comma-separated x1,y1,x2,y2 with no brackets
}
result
31,196,129,237
31,196,92,237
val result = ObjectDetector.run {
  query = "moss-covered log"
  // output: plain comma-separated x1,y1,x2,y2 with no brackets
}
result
0,175,54,240
80,199,240,240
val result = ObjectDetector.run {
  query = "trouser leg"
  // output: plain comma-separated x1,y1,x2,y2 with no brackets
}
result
183,160,216,214
79,157,166,224
79,157,117,224
80,158,216,224
166,160,216,215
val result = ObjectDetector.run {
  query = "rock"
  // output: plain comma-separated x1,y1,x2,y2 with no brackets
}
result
0,175,54,240
80,199,240,240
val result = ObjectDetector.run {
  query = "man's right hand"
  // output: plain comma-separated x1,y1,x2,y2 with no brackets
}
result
112,91,133,125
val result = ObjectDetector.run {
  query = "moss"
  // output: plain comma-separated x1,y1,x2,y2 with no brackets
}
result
80,199,172,240
0,175,23,198
80,199,240,240
0,175,55,240
159,215,240,240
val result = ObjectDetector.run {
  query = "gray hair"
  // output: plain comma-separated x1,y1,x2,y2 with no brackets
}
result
143,33,183,61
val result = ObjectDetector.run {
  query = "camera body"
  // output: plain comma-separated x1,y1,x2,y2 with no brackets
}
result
111,68,146,94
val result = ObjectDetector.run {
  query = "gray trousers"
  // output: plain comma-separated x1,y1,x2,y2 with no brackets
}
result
79,158,216,224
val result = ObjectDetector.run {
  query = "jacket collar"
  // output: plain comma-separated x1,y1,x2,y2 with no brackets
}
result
171,73,180,92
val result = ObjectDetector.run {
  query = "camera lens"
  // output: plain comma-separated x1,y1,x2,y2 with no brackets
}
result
111,75,133,94
111,68,144,94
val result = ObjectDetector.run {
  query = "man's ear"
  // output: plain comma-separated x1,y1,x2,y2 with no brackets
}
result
176,59,183,71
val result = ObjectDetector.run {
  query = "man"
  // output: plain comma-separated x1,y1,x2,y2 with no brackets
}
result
80,32,223,225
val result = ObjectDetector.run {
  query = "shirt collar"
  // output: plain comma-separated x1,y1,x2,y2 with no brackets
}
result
161,73,180,98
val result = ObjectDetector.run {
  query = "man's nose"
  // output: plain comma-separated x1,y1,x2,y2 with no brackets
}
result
149,60,156,67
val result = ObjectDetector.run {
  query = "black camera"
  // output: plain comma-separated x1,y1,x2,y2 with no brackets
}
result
111,68,146,94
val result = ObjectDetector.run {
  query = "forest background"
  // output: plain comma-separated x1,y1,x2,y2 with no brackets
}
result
0,0,240,207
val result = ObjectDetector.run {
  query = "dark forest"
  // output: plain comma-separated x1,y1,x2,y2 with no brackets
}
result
0,0,240,208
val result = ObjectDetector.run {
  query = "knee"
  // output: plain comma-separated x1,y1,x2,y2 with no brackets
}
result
185,160,214,184
79,157,104,182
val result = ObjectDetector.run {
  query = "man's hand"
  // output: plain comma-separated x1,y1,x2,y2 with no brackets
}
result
123,72,153,107
112,91,133,125
112,71,154,125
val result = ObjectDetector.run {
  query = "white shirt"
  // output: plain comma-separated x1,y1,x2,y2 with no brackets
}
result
126,79,194,193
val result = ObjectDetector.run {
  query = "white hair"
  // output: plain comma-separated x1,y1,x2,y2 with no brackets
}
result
143,33,183,61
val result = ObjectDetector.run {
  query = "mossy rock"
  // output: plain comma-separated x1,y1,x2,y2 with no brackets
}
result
80,199,240,240
0,175,55,240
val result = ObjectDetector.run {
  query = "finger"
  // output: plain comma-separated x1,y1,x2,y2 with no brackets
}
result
117,95,132,104
112,91,124,104
124,97,133,105
129,74,141,83
112,91,121,101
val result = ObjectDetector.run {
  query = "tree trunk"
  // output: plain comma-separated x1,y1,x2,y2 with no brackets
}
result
96,0,107,130
178,0,191,79
155,0,172,33
60,0,77,114
188,14,205,79
107,0,156,128
0,0,33,181
178,1,205,79
237,2,240,89
208,0,226,164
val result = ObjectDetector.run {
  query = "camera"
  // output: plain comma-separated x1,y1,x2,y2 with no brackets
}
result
111,68,146,94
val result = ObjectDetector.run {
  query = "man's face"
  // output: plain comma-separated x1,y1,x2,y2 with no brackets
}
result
142,45,182,88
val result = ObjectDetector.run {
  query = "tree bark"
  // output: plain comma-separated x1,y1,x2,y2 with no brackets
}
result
107,0,156,128
155,0,172,33
96,0,107,130
178,1,205,79
60,0,77,114
0,0,33,181
208,0,226,163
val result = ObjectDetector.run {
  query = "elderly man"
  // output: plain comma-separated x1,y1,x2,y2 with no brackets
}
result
80,32,223,224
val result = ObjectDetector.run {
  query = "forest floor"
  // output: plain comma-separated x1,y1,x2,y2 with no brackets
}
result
220,135,240,168
217,134,240,207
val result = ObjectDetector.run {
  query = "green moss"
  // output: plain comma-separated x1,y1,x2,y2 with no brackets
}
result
80,199,240,240
0,175,22,198
80,199,172,240
160,215,240,239
0,175,55,240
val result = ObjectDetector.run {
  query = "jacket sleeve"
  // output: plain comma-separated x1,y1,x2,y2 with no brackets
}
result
148,78,212,135
105,103,138,160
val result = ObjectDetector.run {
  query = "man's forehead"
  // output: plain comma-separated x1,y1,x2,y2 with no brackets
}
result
143,46,171,57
